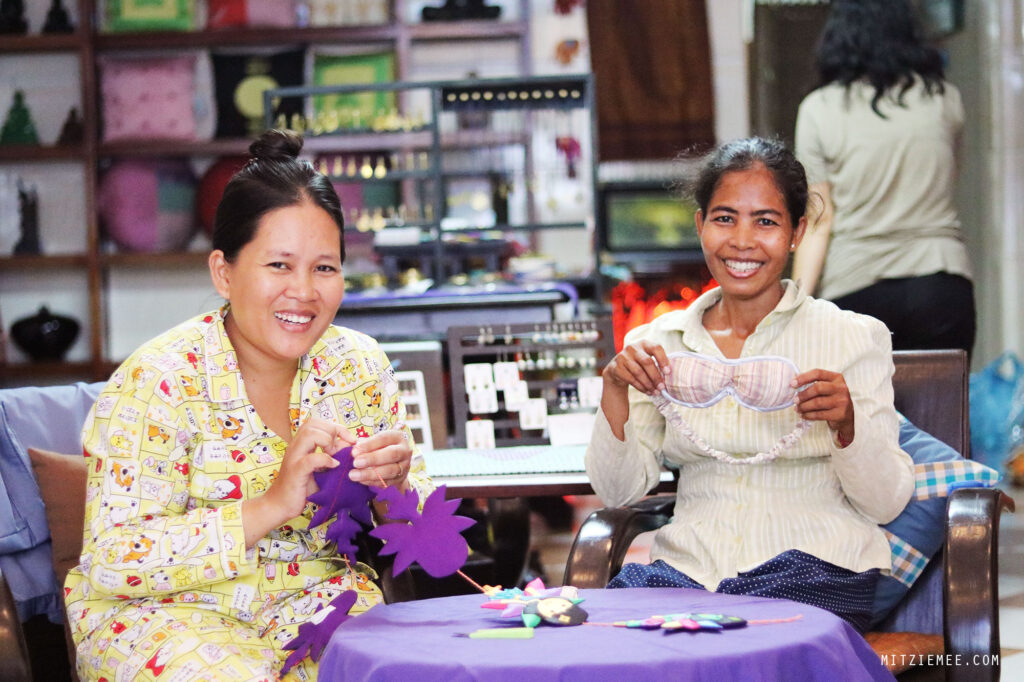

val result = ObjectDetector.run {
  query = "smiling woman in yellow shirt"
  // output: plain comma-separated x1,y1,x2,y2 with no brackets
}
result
64,129,433,682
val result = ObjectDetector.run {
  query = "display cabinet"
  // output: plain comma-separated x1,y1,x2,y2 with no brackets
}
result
262,73,600,300
446,318,613,448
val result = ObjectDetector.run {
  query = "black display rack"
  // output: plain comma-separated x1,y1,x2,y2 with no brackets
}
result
447,318,614,447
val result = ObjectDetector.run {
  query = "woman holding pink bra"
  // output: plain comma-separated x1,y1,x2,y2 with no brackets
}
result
585,137,914,632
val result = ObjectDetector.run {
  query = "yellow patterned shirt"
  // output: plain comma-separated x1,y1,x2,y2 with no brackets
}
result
65,305,433,645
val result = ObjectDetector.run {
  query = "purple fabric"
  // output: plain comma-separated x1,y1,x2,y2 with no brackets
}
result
319,587,894,681
370,485,475,577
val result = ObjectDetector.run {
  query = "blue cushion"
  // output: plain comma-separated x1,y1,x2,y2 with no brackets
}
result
870,415,1001,627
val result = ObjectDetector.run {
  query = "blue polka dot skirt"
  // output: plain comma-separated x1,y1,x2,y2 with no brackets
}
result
607,550,880,633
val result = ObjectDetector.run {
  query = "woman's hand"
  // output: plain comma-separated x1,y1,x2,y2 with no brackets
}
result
792,369,855,446
242,418,354,547
348,430,413,490
603,340,671,396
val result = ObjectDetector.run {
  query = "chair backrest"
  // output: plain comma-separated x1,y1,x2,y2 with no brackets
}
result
882,349,969,635
891,349,969,456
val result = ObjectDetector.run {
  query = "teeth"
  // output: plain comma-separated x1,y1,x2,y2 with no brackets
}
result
725,260,761,272
275,312,312,324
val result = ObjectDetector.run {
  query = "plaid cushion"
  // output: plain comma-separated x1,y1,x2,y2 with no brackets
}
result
871,415,1001,627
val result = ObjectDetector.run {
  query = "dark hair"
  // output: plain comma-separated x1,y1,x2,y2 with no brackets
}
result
689,137,808,228
815,0,945,117
212,129,345,263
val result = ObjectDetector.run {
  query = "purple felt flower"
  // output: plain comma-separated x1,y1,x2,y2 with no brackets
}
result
369,485,475,577
281,589,358,673
308,446,375,561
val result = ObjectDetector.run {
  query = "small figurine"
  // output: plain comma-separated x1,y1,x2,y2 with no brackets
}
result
13,181,40,255
42,0,75,34
57,107,84,145
0,91,40,145
0,0,27,34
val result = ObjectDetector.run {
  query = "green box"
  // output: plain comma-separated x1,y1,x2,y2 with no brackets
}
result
312,52,396,131
106,0,195,32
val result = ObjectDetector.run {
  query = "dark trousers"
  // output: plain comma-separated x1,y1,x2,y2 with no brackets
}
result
831,272,976,357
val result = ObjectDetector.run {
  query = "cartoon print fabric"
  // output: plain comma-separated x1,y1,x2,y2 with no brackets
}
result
64,305,433,680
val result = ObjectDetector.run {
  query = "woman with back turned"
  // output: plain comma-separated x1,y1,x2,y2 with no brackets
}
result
793,0,975,354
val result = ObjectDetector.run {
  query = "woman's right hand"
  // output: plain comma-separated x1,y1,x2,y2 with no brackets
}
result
243,418,355,547
602,340,671,396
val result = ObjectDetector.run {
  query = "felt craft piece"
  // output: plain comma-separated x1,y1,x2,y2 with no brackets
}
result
612,613,747,631
370,485,475,577
521,596,588,627
281,589,358,673
481,578,582,620
308,445,375,562
211,48,305,138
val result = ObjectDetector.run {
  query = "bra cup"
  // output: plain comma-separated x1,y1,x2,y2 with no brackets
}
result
732,361,798,411
661,351,801,412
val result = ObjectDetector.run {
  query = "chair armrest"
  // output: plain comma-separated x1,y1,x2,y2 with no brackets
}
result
944,487,1015,682
562,495,676,588
0,568,32,681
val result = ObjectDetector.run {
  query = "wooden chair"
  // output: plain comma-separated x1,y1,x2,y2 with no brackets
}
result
562,349,1015,681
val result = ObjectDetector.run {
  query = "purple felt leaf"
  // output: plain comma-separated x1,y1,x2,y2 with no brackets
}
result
370,485,476,578
306,446,376,561
281,589,358,673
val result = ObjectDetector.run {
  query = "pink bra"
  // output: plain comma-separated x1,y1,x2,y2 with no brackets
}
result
653,351,811,465
659,351,801,412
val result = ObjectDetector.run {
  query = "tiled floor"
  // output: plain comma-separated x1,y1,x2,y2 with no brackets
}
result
530,483,1024,675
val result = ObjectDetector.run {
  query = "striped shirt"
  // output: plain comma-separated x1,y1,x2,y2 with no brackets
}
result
585,281,914,589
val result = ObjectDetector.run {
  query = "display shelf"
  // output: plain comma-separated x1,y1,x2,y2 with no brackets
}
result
265,73,599,291
394,370,433,451
447,319,614,448
0,0,537,388
0,33,86,54
0,144,87,162
0,254,90,269
0,360,98,386
100,251,209,268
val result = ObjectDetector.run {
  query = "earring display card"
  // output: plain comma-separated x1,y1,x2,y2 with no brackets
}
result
448,319,615,448
577,376,603,408
503,380,530,412
466,419,496,450
468,386,500,415
518,398,549,431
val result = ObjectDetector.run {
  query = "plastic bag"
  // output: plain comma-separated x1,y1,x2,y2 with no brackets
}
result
969,351,1024,471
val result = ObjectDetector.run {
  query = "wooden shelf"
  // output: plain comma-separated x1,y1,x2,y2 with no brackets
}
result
0,144,86,162
0,360,98,383
101,251,209,267
406,20,529,41
0,33,86,54
93,24,399,50
99,138,253,158
0,254,90,269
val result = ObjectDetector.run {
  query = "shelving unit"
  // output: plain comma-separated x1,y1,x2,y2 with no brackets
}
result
0,0,536,386
263,73,599,297
447,319,613,447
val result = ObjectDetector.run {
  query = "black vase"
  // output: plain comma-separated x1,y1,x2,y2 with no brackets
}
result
10,306,80,362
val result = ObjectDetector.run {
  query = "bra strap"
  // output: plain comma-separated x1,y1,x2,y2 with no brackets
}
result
652,394,812,465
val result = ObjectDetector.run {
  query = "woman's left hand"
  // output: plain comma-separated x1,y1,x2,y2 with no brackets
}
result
792,369,855,446
348,430,413,490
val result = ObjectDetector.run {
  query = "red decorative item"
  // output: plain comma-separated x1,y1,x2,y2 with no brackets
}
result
196,156,248,237
555,136,582,178
554,0,583,15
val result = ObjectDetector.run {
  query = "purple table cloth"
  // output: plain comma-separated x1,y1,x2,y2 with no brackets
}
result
318,587,894,681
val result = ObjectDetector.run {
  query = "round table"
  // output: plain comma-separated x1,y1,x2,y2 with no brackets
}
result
317,587,893,681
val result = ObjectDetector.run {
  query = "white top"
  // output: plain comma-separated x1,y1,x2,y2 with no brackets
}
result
585,282,914,589
795,78,971,300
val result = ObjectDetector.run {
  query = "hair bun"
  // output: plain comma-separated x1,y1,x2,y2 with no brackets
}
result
249,129,304,163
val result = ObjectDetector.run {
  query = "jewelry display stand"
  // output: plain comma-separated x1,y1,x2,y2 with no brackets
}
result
447,318,614,448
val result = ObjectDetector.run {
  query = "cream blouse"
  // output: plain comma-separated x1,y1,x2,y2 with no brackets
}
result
585,281,914,589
